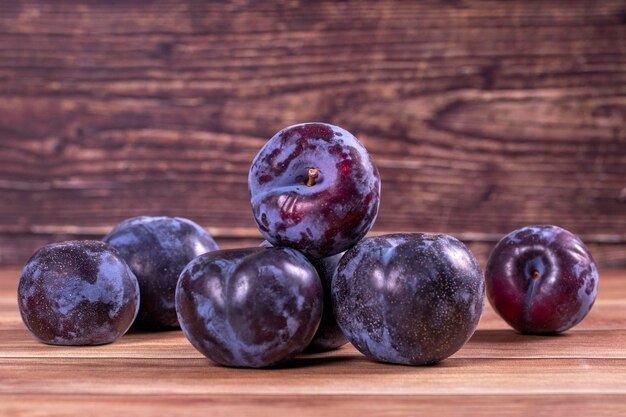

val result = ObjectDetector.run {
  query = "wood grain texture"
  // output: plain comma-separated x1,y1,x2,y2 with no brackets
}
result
0,267,625,415
1,395,625,417
0,0,625,265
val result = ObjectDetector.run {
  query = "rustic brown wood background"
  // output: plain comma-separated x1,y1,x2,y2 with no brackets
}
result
0,0,625,267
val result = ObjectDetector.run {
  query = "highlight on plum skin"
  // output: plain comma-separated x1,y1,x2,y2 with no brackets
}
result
17,240,140,346
175,247,323,368
104,216,219,330
332,233,485,366
485,225,599,334
248,122,381,259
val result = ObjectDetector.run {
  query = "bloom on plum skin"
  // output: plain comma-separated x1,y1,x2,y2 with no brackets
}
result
18,240,140,346
176,247,324,368
332,233,485,366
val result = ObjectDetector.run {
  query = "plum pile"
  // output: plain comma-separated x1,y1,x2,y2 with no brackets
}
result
17,122,598,367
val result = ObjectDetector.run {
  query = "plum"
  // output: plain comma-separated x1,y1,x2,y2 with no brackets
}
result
103,216,218,330
176,247,323,368
249,123,380,259
260,240,347,351
485,225,598,334
332,233,485,365
18,240,140,345
307,252,348,351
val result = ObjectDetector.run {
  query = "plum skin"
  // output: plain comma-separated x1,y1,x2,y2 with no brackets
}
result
103,216,218,330
17,240,140,346
485,225,598,334
261,240,347,351
332,233,485,365
175,247,323,368
249,122,381,259
306,252,348,351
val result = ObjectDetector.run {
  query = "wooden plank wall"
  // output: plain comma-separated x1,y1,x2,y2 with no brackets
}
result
0,1,625,267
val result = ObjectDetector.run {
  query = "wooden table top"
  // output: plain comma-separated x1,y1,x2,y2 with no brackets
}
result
1,266,625,416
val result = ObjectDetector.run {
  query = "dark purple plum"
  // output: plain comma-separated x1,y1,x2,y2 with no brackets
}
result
485,225,598,334
18,240,140,345
249,123,380,259
103,216,218,330
175,247,323,368
307,252,348,351
332,233,485,365
261,240,347,351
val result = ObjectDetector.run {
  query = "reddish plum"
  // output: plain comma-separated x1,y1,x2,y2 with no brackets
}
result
249,123,380,259
485,225,598,334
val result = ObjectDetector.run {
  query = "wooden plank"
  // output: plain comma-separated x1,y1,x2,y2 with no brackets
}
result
1,266,625,414
2,357,626,396
1,394,624,417
0,0,625,264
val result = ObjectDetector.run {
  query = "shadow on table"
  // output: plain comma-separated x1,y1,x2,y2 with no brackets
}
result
469,329,571,344
269,353,365,370
275,348,455,371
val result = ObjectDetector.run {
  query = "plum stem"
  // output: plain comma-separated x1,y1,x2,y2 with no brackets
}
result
532,270,540,279
305,168,319,186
